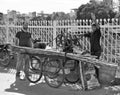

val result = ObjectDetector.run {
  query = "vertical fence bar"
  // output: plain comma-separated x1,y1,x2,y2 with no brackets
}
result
115,26,118,65
53,20,57,48
6,19,9,43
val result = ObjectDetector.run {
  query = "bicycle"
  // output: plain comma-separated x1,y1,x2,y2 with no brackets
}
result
43,32,84,88
0,44,15,67
23,33,90,88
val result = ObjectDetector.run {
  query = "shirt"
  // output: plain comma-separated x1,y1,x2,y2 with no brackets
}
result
84,28,101,52
15,30,32,47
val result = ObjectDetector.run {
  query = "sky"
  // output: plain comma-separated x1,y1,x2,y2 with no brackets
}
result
0,0,90,14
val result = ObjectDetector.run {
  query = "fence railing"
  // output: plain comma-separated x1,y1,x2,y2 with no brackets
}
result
0,19,120,65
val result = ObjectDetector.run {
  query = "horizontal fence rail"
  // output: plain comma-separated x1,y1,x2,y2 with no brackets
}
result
0,19,120,65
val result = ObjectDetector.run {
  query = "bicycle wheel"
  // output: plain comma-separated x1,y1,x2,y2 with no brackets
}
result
0,50,10,67
64,60,80,84
44,58,61,79
30,56,41,70
44,58,65,88
25,55,43,83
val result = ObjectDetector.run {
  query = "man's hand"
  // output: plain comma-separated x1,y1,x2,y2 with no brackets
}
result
91,13,96,21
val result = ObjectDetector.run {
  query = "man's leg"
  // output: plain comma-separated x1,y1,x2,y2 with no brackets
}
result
18,54,28,80
16,53,23,78
94,51,101,82
95,50,101,59
22,54,30,78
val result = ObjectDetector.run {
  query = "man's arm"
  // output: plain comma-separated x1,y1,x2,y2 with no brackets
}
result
78,32,91,38
15,32,20,46
91,13,100,29
83,32,91,37
15,38,19,46
29,33,34,48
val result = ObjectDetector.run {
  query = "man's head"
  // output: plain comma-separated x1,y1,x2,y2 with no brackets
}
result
23,22,28,30
91,23,97,32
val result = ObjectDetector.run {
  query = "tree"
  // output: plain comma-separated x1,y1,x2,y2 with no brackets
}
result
0,12,3,20
76,1,116,20
51,12,70,20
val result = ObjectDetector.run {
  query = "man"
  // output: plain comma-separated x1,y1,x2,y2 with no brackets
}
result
80,13,102,59
83,24,101,59
15,22,33,79
78,13,102,86
15,22,32,47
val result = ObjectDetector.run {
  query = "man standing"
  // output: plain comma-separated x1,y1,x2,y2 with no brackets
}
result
78,13,101,59
78,13,102,86
15,22,33,79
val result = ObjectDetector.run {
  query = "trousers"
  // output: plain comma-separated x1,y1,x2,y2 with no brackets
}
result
16,52,29,73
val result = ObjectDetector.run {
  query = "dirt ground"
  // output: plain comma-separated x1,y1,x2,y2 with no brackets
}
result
0,39,120,95
0,66,120,95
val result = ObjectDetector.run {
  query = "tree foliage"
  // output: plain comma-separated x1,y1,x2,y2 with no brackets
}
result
30,12,70,21
76,2,116,20
0,12,3,20
51,12,70,20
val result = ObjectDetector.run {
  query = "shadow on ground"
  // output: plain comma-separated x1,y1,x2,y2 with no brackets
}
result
5,79,79,95
1,61,120,95
4,78,110,95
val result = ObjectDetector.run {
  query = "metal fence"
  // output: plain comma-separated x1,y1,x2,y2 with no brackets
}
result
0,19,120,64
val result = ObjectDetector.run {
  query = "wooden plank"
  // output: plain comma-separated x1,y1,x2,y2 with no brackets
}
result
11,45,66,57
79,61,88,90
10,45,97,61
10,45,118,68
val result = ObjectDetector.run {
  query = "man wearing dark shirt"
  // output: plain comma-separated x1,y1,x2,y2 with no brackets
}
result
15,22,32,80
16,31,31,47
80,13,102,85
15,23,32,47
84,23,101,59
78,13,102,59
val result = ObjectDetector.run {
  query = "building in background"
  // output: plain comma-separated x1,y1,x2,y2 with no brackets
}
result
29,11,36,18
7,10,18,22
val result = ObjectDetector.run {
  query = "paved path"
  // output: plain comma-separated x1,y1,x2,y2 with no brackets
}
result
0,66,120,95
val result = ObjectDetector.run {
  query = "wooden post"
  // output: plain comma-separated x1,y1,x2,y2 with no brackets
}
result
79,60,88,90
